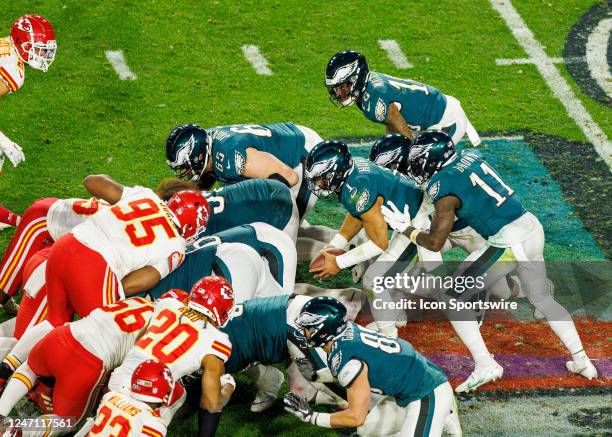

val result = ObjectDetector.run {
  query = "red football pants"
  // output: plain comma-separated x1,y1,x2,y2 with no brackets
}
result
13,247,52,340
28,325,107,423
45,234,121,327
0,198,57,297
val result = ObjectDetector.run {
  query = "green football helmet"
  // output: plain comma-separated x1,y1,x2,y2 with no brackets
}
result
369,134,413,175
408,130,456,185
165,124,212,182
305,140,353,198
295,296,348,348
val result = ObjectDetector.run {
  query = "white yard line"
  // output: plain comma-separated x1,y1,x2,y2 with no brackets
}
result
104,50,137,81
378,39,414,69
241,45,273,75
585,16,612,99
490,0,612,170
496,56,585,65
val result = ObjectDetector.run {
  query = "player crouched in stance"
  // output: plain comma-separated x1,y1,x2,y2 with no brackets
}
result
107,276,235,436
78,360,174,437
284,297,461,436
385,130,597,386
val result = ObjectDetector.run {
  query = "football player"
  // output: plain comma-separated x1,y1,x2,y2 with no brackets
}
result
0,297,155,436
78,360,174,437
147,222,296,302
325,50,480,147
156,177,300,242
384,129,597,389
305,140,503,391
164,122,323,223
0,15,57,229
107,276,235,433
285,297,461,437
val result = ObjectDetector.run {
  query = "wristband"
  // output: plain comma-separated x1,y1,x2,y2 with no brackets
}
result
336,240,384,269
328,234,349,250
409,229,423,245
313,412,332,428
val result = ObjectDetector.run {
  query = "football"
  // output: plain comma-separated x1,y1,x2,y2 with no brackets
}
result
309,248,347,270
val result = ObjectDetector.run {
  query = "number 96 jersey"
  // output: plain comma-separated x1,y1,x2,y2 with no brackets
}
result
72,187,185,280
108,297,232,393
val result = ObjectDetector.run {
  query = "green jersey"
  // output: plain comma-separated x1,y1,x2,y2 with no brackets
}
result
222,295,291,373
340,158,423,218
208,123,306,182
203,179,293,235
328,323,447,407
359,72,447,131
427,149,526,238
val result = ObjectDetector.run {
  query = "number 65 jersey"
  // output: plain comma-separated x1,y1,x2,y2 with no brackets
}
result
72,186,185,280
108,297,232,393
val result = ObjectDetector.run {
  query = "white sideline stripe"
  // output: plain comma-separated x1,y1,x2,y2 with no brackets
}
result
490,0,612,171
378,39,414,69
496,56,586,65
586,16,612,99
104,50,137,81
241,45,273,75
346,135,524,147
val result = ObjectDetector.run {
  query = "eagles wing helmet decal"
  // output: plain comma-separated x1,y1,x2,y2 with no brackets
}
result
325,60,359,86
169,134,196,167
305,157,338,178
295,311,329,328
374,148,401,167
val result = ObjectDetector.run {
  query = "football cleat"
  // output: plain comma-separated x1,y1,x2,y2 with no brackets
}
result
565,352,597,380
533,279,554,320
455,358,503,393
26,381,54,414
250,366,284,413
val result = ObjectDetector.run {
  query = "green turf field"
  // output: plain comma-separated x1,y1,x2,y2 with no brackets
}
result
1,0,610,435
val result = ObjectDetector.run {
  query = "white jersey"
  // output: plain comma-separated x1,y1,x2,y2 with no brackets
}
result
70,297,155,369
88,391,166,437
47,197,110,241
0,37,25,94
72,186,185,279
109,298,231,393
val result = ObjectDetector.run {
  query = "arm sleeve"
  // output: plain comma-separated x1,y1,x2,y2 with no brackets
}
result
209,331,232,363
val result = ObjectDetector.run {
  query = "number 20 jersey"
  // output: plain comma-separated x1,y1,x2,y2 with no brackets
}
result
115,298,232,385
70,297,155,369
71,186,186,280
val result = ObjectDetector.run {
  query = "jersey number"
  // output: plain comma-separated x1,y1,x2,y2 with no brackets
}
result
110,199,177,247
205,194,225,214
136,309,199,363
359,329,401,354
101,298,153,333
90,405,131,437
469,162,514,207
71,198,107,216
229,125,272,137
388,78,429,95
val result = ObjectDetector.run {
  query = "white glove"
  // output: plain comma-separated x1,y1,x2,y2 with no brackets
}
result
381,201,412,233
283,392,315,424
0,133,25,168
220,373,236,389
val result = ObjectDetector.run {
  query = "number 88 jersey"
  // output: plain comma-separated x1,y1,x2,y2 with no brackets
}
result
72,187,186,280
327,322,447,407
110,297,232,392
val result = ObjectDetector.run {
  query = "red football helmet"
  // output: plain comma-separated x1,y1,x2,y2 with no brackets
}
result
166,190,210,240
188,276,235,327
10,15,56,72
131,359,174,406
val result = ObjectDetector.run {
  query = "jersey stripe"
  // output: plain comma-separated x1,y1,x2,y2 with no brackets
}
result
211,341,231,357
0,219,47,289
0,67,17,92
142,425,164,437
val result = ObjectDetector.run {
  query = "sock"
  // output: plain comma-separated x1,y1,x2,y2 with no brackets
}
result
0,361,38,416
0,337,17,362
0,204,20,227
450,320,495,367
3,320,53,369
548,320,584,355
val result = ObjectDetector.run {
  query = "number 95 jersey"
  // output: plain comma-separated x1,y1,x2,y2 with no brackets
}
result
72,187,186,280
109,297,232,393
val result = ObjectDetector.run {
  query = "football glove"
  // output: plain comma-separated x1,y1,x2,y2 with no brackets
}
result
220,373,236,389
381,201,411,233
0,133,24,168
283,392,315,424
